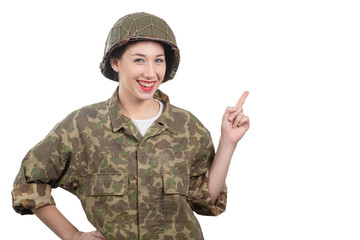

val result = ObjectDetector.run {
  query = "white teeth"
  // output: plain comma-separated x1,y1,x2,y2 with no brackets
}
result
138,81,155,88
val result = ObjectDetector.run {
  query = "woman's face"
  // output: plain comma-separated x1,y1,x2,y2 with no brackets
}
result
110,41,166,102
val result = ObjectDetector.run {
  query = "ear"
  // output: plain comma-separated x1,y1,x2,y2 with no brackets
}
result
110,56,121,73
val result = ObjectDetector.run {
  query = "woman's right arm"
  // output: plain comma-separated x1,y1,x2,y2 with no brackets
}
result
32,205,78,240
32,205,105,240
13,114,105,240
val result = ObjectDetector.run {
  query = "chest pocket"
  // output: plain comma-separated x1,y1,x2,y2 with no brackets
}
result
83,173,128,196
163,173,189,196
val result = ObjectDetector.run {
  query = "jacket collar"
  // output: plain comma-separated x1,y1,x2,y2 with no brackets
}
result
108,88,176,134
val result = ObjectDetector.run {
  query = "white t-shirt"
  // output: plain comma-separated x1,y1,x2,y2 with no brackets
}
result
131,100,164,137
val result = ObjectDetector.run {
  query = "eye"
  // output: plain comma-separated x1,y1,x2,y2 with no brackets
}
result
134,58,145,63
155,58,164,63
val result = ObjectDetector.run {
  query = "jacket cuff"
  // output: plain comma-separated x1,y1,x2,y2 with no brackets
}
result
12,184,55,215
188,171,227,216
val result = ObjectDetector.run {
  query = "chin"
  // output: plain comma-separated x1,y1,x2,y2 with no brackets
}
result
136,91,157,101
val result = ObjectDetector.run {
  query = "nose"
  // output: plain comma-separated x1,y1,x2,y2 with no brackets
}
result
143,62,156,79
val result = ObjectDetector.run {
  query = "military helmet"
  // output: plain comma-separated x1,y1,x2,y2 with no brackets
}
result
100,12,180,83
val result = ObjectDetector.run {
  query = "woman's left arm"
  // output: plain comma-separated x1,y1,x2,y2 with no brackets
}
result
208,91,250,203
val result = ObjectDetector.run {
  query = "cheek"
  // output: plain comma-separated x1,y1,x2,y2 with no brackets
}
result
119,65,140,80
158,65,167,78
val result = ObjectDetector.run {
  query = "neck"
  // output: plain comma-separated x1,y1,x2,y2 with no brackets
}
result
117,89,159,120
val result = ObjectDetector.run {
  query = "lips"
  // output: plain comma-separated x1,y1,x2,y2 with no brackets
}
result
136,80,157,92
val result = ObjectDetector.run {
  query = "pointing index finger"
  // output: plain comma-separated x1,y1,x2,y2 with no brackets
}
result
236,91,249,108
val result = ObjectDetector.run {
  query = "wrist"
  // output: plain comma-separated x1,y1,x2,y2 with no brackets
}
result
219,135,238,149
66,230,81,240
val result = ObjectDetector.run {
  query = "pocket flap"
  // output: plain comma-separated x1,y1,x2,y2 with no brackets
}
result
163,173,189,196
84,173,128,196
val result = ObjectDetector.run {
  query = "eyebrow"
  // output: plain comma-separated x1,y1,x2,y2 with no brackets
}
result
131,53,165,57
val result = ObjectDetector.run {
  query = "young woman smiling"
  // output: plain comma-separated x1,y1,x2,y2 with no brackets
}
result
12,12,249,240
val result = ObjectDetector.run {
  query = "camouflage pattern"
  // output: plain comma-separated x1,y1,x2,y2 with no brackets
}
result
12,88,227,240
100,12,180,83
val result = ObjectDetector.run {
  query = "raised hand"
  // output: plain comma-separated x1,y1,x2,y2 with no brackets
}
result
221,91,250,145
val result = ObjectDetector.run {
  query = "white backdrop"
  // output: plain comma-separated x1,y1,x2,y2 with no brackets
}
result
1,0,360,239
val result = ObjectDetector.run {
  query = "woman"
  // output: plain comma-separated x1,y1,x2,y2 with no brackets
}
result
12,12,249,240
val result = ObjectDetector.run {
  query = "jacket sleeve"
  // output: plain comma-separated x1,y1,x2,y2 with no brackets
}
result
11,116,76,215
188,128,227,216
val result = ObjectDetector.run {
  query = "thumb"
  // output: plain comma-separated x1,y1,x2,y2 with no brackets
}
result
223,107,238,121
224,106,237,115
91,230,106,239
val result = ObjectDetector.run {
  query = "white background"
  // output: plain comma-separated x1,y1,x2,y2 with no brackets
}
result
1,0,360,239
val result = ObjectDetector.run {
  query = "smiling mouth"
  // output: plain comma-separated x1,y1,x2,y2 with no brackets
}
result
137,80,157,92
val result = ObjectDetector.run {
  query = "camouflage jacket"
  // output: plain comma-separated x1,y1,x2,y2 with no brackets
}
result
12,88,227,240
